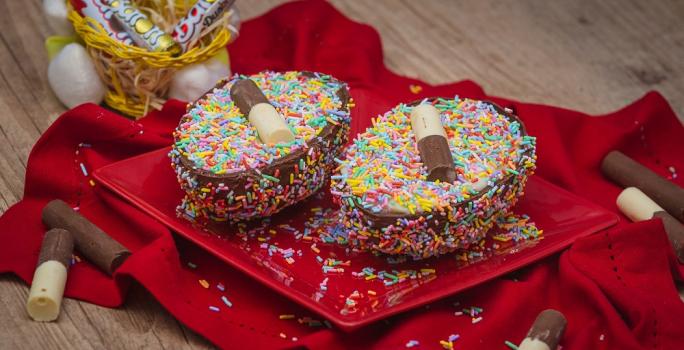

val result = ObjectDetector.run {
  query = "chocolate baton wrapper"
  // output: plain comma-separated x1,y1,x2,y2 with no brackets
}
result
417,134,457,183
519,309,567,350
108,0,181,55
42,199,131,275
27,229,75,322
172,0,236,52
601,150,684,222
70,0,134,45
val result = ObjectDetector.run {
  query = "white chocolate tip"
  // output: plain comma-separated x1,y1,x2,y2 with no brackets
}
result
616,187,663,222
248,103,295,144
410,104,447,141
518,338,551,350
27,261,68,322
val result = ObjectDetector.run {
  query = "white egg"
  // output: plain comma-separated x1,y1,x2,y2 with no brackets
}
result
48,43,106,109
43,0,74,36
168,57,231,102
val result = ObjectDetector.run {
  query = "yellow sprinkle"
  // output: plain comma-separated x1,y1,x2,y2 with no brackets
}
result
440,340,453,349
367,290,376,296
199,279,209,289
89,179,96,187
279,314,295,320
409,84,423,94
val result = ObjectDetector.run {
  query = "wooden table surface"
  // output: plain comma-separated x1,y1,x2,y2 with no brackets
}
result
1,0,682,348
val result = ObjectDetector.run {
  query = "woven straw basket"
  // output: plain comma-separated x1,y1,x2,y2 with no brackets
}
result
68,0,233,118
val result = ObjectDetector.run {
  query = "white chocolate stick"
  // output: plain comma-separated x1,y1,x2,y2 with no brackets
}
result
616,187,663,221
230,79,295,145
27,261,68,321
410,104,447,140
249,103,295,144
26,229,74,322
410,104,456,183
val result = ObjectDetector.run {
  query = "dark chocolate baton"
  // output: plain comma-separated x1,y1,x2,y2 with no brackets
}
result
410,104,457,183
654,211,684,263
518,309,567,350
26,228,74,321
42,199,131,275
601,150,684,222
230,79,294,144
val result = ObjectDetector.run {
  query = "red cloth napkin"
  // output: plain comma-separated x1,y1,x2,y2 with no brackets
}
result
2,1,684,348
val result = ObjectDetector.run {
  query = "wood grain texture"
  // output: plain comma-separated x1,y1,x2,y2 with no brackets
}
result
1,0,682,348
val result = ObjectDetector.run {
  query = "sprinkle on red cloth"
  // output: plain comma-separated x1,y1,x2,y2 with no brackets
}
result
1,1,683,349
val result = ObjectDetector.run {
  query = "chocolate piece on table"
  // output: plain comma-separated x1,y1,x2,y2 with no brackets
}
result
616,187,684,263
26,228,74,322
410,104,457,183
518,309,567,350
230,79,295,144
42,199,131,275
601,150,684,222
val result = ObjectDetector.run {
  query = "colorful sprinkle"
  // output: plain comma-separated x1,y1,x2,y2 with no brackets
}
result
406,340,420,348
221,295,233,308
505,340,519,349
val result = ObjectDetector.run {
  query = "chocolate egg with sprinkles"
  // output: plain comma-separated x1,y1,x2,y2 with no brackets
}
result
170,71,352,226
331,97,536,259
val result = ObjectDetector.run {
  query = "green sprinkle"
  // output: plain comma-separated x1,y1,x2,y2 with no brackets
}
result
262,174,280,183
504,340,518,350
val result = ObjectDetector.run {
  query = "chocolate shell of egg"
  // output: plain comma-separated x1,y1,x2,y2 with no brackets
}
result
170,71,351,228
331,98,537,259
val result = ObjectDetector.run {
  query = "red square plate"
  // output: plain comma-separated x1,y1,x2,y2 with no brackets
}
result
94,147,618,331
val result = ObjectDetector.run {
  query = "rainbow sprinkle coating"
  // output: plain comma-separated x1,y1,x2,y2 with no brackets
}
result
331,97,536,259
170,71,351,223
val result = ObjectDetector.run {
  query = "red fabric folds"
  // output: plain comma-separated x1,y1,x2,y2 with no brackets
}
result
1,1,683,349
